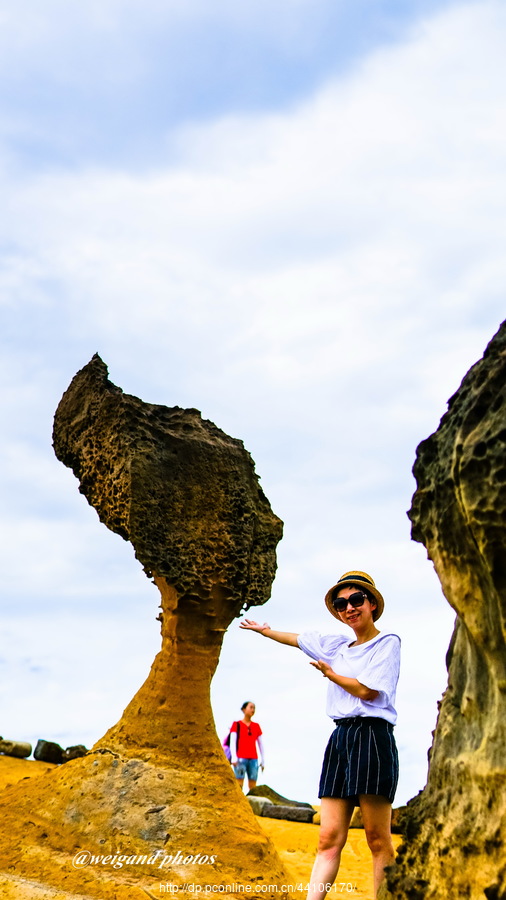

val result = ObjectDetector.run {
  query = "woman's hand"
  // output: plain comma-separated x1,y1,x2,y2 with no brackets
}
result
310,659,334,678
309,661,377,700
239,619,271,633
240,622,299,647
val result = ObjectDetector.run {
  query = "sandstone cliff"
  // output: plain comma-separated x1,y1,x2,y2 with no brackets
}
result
0,356,291,899
383,321,506,900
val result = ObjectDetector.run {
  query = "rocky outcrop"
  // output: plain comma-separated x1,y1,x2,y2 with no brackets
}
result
247,785,315,810
32,740,88,764
0,738,32,759
33,739,64,764
261,806,315,824
0,356,291,898
247,785,317,823
62,744,88,762
383,321,506,900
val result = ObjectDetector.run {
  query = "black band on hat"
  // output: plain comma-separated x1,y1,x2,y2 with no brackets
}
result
335,575,373,588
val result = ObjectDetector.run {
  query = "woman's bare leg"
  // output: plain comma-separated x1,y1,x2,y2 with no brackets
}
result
306,797,355,900
358,794,395,898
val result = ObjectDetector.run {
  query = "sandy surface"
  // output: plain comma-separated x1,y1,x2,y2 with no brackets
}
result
257,815,401,900
0,757,401,900
0,756,56,789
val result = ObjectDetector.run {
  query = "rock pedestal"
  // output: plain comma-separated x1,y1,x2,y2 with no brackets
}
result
383,321,506,900
0,356,291,898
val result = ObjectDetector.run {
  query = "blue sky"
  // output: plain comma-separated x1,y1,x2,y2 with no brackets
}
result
3,0,460,169
1,0,505,812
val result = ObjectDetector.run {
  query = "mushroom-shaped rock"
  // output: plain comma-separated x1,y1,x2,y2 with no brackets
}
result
52,353,283,760
0,356,291,898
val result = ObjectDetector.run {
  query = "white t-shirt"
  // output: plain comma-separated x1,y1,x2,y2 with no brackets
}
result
297,630,401,724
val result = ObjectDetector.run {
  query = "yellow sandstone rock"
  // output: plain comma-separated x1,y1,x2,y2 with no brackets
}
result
0,756,402,900
383,321,506,900
0,356,291,898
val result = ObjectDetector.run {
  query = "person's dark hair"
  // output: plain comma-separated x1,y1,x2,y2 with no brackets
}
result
360,586,375,604
241,701,253,710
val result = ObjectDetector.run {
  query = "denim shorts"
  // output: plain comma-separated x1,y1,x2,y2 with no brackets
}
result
233,758,259,781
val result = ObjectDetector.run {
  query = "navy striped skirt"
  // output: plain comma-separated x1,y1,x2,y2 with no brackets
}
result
318,716,399,805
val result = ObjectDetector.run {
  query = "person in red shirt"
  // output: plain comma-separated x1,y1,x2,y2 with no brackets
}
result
229,701,264,790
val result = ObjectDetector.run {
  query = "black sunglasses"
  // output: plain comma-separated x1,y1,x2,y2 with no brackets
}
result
332,590,367,613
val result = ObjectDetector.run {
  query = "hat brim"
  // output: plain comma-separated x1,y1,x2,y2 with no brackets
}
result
324,578,384,622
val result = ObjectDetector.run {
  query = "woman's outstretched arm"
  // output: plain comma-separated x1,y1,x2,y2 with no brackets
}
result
239,619,299,647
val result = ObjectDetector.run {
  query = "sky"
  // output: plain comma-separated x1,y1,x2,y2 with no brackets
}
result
0,0,505,811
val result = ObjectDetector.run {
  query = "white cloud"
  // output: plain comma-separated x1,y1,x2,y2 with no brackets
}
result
0,611,160,750
2,3,504,381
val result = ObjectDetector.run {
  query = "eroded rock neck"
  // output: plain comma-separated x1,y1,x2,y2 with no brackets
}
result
95,576,238,762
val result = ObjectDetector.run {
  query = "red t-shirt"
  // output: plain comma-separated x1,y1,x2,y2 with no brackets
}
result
230,720,262,759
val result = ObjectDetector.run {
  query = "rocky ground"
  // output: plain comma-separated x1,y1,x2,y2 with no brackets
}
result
0,757,401,900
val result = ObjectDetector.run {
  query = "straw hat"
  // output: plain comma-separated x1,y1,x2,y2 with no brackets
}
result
324,570,384,622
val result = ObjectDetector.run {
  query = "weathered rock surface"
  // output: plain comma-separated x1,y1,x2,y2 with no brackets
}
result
62,744,88,763
0,739,32,759
247,785,317,823
247,796,275,815
248,785,314,810
383,321,506,900
0,355,291,898
33,739,64,764
261,806,315,824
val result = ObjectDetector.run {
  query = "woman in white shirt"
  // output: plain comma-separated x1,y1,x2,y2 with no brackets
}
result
240,570,400,900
